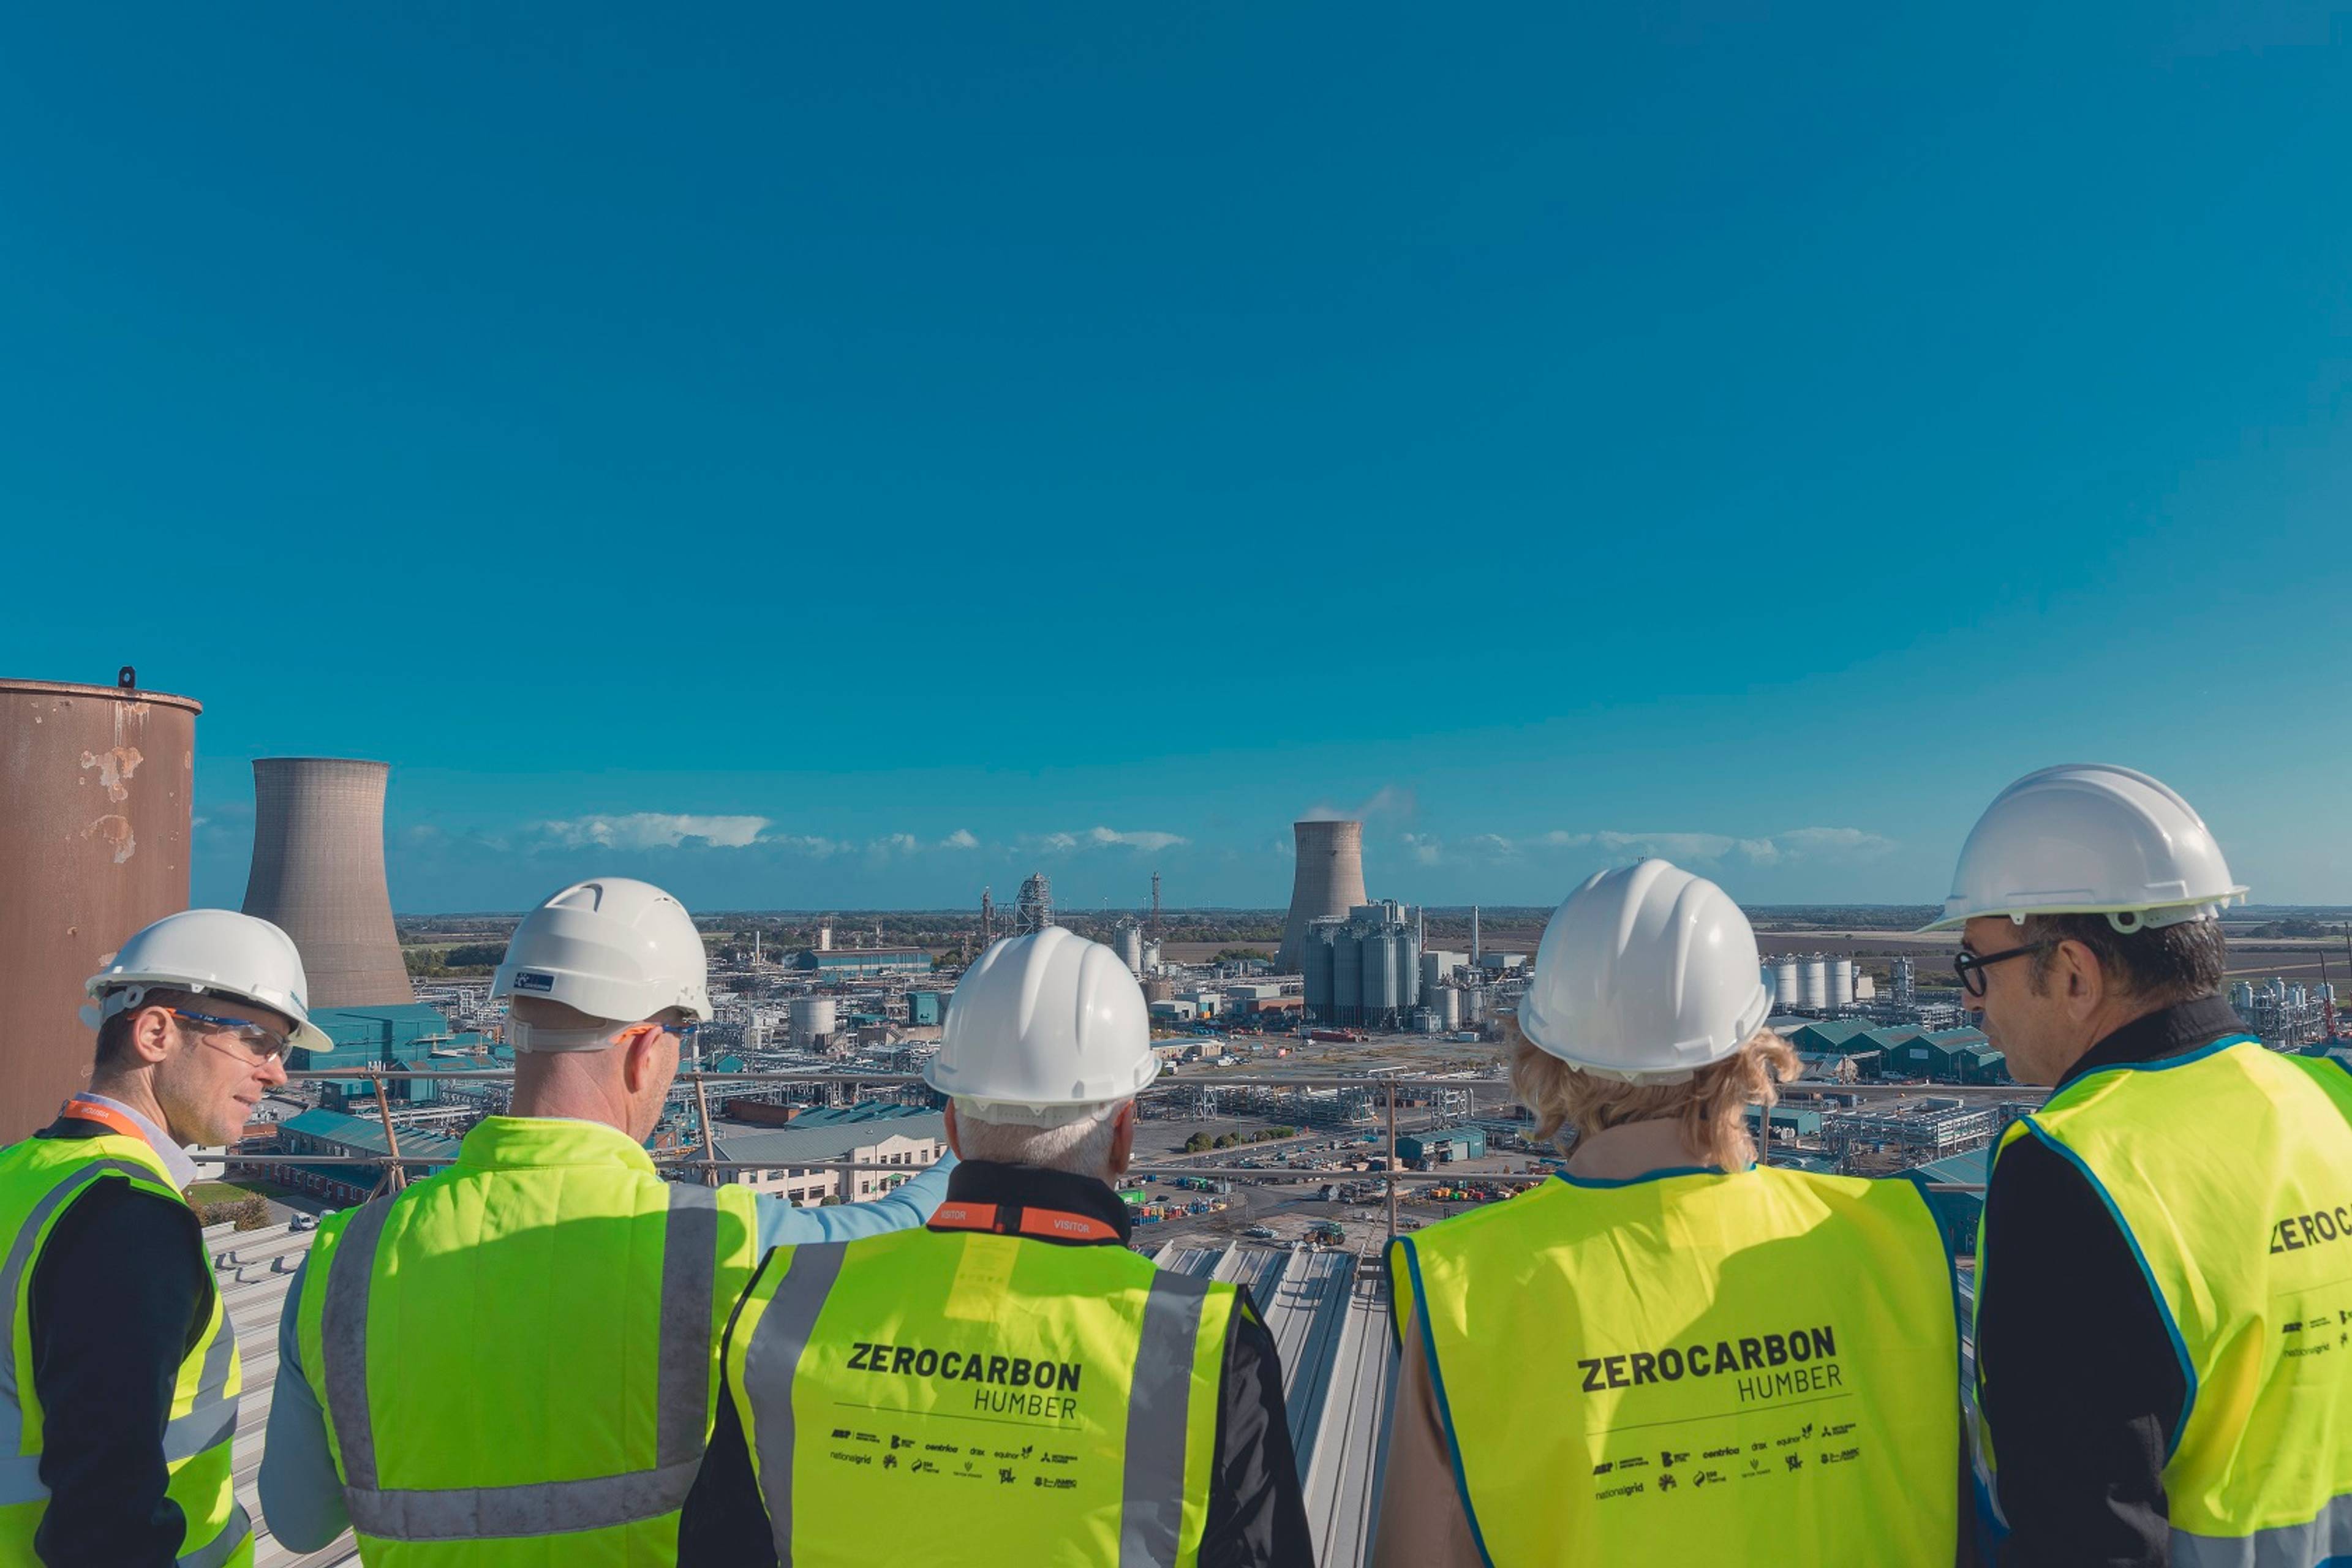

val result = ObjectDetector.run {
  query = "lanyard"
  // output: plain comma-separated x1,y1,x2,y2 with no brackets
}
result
60,1095,154,1147
927,1200,1121,1244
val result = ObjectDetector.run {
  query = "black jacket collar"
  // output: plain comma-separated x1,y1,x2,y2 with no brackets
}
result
2057,993,2250,1092
939,1158,1133,1245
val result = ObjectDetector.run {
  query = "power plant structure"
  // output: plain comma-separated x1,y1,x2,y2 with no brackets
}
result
1278,820,1369,974
241,758,414,1009
0,671,202,1141
1014,872,1055,936
1301,900,1424,1030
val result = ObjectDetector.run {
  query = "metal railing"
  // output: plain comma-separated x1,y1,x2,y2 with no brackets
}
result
224,1067,1987,1245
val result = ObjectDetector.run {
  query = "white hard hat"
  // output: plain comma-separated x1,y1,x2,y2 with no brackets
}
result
924,928,1159,1122
82,908,332,1054
1516,860,1771,1085
1924,764,2248,933
492,878,710,1051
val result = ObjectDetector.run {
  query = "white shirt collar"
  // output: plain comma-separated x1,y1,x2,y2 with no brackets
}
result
73,1091,202,1190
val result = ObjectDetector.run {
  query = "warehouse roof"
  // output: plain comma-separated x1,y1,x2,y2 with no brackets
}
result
277,1109,467,1161
712,1109,946,1164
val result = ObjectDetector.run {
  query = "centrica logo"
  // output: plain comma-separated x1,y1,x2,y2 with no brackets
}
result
513,971,556,993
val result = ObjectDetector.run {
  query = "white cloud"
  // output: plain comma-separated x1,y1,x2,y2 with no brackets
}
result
536,813,771,851
1027,826,1190,855
870,833,921,856
1402,832,1443,867
941,828,981,850
1523,827,1896,865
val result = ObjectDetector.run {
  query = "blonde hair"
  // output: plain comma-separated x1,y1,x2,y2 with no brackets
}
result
1506,1016,1799,1172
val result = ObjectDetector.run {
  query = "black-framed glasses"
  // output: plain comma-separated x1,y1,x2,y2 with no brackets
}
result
168,1008,293,1062
1953,942,2052,998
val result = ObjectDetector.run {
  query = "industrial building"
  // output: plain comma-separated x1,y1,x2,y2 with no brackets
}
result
1301,900,1423,1030
1784,1021,2003,1084
707,1102,945,1204
247,1109,468,1207
0,673,203,1142
788,945,930,978
1278,820,1370,974
242,757,415,1008
1397,1128,1486,1166
2234,976,2340,1048
295,1002,495,1105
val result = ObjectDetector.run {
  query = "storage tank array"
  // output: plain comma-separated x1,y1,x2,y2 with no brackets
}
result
1765,952,1860,1014
1301,900,1423,1030
0,674,202,1142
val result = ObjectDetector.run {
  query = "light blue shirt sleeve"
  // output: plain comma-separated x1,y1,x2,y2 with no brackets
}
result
256,1254,353,1551
753,1152,957,1253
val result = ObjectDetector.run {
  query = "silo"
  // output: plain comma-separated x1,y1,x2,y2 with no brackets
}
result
1437,987,1462,1031
790,996,837,1047
1773,959,1801,1008
241,758,414,1008
0,675,201,1142
1333,929,1364,1026
1143,978,1176,1004
1799,956,1828,1011
1115,924,1144,976
1301,929,1335,1020
1277,820,1369,973
1141,940,1163,971
1828,958,1855,1008
1360,928,1399,1023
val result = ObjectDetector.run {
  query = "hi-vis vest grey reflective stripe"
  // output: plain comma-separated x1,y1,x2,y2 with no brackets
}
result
0,1158,251,1566
319,1183,722,1541
737,1242,1214,1568
2173,1496,2352,1568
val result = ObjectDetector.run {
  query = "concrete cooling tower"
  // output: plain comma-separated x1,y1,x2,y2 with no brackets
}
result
0,673,201,1142
241,757,414,1008
1276,819,1369,974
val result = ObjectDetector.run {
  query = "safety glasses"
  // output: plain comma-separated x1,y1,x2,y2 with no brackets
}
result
1953,942,2052,998
169,1008,294,1062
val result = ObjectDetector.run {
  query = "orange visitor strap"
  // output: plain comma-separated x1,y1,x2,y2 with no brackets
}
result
929,1200,1120,1243
60,1095,151,1145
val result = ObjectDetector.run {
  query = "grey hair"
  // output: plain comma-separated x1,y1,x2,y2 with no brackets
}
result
952,1099,1127,1181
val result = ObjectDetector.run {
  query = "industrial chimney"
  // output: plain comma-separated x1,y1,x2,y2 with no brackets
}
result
241,758,414,1008
0,674,201,1142
1277,820,1369,974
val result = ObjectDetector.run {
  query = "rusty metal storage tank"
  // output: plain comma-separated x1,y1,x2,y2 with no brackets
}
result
1276,820,1369,974
0,674,200,1142
241,758,415,1008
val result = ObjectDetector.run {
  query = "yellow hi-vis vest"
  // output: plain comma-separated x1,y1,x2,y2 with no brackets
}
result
1391,1164,1961,1567
1975,1036,2352,1566
295,1117,760,1565
0,1106,251,1568
720,1198,1237,1568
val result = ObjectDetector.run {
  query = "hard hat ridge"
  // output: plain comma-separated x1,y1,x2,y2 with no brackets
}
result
492,877,711,1051
81,908,332,1054
925,927,1159,1116
1924,763,2247,933
1517,860,1770,1085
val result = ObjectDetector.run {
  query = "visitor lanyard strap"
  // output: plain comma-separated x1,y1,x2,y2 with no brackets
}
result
61,1095,154,1147
928,1200,1121,1243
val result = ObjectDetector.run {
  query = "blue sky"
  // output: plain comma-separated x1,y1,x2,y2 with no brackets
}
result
5,5,2347,913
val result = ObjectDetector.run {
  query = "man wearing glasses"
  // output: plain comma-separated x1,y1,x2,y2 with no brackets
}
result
260,877,952,1563
0,907,318,1567
1932,764,2352,1566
